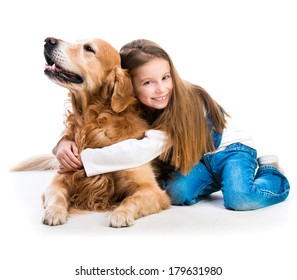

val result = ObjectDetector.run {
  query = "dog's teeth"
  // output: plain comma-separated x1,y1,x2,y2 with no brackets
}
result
46,64,57,71
50,64,56,71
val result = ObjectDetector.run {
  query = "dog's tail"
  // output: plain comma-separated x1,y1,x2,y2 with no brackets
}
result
11,155,59,171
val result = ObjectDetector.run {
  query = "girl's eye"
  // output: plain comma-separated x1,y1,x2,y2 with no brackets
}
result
143,81,152,85
84,44,95,54
163,75,171,80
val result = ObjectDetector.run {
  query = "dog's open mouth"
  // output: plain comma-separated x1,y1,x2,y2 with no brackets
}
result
44,55,83,84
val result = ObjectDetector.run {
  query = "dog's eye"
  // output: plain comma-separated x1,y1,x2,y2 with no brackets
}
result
84,44,96,54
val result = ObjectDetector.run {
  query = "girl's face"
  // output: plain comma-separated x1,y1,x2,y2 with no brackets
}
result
132,58,173,110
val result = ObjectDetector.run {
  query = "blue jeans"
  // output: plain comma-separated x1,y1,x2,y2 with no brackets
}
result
165,143,290,210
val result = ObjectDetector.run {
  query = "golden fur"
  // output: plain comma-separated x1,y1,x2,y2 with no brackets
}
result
13,37,170,227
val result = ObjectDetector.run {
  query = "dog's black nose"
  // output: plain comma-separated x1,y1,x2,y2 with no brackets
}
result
45,37,58,46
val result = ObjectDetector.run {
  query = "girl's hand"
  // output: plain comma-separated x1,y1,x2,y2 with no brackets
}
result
53,138,83,173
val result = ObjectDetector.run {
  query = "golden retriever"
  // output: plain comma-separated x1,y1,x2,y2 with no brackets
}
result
13,37,170,227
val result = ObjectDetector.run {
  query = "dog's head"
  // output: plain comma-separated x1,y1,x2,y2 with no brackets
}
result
44,37,136,113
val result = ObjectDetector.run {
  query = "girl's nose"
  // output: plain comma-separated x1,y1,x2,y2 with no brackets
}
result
155,83,166,94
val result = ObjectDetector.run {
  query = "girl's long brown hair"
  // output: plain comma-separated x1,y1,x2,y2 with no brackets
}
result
120,39,227,175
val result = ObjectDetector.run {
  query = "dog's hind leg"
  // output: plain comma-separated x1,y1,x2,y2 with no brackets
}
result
41,174,70,226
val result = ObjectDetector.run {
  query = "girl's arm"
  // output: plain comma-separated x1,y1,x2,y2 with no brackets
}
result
80,130,168,177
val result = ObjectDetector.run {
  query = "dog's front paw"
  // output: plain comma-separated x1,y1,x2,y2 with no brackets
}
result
42,205,68,226
109,209,135,228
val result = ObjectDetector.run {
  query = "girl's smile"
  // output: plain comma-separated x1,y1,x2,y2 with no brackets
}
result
152,93,169,101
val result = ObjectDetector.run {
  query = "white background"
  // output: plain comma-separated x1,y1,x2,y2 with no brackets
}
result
1,0,296,279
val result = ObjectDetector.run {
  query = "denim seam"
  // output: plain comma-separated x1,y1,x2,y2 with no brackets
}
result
257,165,285,177
251,185,290,198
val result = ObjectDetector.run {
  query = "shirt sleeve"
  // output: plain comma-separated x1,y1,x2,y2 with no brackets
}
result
80,129,168,177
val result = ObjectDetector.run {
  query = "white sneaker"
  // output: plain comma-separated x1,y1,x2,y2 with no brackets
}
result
257,155,285,174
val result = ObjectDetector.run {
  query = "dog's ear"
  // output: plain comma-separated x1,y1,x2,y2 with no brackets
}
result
111,68,137,113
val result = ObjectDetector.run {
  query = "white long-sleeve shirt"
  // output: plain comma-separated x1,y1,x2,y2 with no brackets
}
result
81,130,168,176
81,117,256,177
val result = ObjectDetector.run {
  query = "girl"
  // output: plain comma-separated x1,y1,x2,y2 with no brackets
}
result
54,39,290,210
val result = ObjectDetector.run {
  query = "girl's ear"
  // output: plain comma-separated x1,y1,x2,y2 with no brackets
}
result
111,68,137,113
